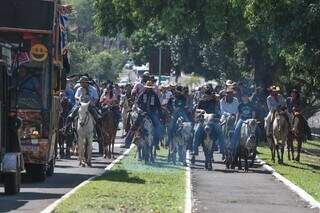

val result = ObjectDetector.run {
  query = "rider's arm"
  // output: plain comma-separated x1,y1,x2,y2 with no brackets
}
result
74,87,81,102
89,86,99,104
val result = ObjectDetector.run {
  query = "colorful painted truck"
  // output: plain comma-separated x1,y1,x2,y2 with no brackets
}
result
0,57,24,194
0,0,70,181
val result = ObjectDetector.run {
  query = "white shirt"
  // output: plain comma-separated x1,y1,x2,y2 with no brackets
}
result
220,97,239,116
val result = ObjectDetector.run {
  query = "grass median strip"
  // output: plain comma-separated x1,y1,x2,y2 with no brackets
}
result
258,140,320,202
55,148,186,213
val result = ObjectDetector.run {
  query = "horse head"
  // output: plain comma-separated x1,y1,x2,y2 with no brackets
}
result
244,119,258,145
78,101,90,127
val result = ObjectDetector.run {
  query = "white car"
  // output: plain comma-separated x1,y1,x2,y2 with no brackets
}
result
118,79,129,86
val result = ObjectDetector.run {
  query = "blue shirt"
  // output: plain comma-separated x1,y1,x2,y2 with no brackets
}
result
65,88,75,106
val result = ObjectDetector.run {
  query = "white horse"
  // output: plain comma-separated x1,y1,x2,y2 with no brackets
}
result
77,101,95,167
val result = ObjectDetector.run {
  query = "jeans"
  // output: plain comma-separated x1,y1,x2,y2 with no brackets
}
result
231,119,243,151
168,109,191,146
148,111,161,146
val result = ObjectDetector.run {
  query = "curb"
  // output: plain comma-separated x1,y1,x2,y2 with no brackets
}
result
185,150,192,213
257,158,320,210
41,144,134,213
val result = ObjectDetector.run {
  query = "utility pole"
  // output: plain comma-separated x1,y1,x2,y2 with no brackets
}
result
158,48,162,85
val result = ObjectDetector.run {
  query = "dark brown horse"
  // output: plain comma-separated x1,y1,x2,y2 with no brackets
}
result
292,113,310,162
101,106,119,159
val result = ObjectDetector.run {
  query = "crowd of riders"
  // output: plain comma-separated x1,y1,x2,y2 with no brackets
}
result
58,71,310,167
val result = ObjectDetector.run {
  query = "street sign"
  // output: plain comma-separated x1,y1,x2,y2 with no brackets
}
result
149,48,171,76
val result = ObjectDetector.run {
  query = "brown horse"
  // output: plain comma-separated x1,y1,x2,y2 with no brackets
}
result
292,113,310,162
101,106,119,159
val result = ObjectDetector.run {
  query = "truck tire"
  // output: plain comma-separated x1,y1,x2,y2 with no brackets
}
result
46,159,55,176
26,164,46,182
4,171,21,195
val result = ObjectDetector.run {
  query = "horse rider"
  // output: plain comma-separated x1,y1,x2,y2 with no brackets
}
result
193,86,223,156
230,91,257,154
67,76,100,124
124,81,162,148
167,86,193,147
286,89,302,113
131,71,150,100
100,84,121,124
219,87,240,120
265,85,290,136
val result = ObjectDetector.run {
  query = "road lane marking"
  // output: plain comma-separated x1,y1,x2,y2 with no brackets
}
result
185,150,192,213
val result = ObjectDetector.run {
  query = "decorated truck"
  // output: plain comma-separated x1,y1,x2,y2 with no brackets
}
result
0,56,24,194
0,0,71,181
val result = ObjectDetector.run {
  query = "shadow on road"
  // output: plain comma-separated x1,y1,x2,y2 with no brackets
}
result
0,192,62,213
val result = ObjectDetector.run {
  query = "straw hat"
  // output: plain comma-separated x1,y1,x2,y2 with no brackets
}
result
78,76,90,83
226,80,237,86
144,81,154,89
269,85,281,92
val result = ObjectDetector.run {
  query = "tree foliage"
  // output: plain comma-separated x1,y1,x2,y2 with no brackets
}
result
63,0,128,81
94,0,320,104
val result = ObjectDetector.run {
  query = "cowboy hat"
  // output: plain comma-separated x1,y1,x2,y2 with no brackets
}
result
144,81,154,89
269,85,281,92
78,76,90,83
225,80,237,86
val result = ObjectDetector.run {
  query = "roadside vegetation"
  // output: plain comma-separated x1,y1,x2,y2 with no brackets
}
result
55,148,186,213
258,140,320,202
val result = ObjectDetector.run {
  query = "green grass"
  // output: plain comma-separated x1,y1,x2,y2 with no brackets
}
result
258,140,320,202
55,148,186,213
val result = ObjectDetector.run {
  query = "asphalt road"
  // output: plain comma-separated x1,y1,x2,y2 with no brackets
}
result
191,149,319,213
0,136,126,213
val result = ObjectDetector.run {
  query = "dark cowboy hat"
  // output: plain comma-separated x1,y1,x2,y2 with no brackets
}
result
175,85,184,94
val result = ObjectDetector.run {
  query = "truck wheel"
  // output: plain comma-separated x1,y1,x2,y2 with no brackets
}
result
26,164,46,182
4,171,21,195
46,159,55,176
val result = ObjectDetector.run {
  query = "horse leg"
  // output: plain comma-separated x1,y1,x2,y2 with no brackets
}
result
250,150,256,167
275,144,281,164
295,139,302,162
86,136,92,166
244,150,249,172
79,137,85,166
287,134,293,161
237,147,242,170
111,133,115,159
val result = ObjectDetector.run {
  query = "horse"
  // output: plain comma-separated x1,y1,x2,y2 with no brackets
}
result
121,96,134,137
131,108,155,164
168,117,193,165
202,114,219,171
237,119,259,172
58,97,73,158
100,105,119,159
292,112,310,162
77,101,95,167
270,110,290,164
221,114,236,169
